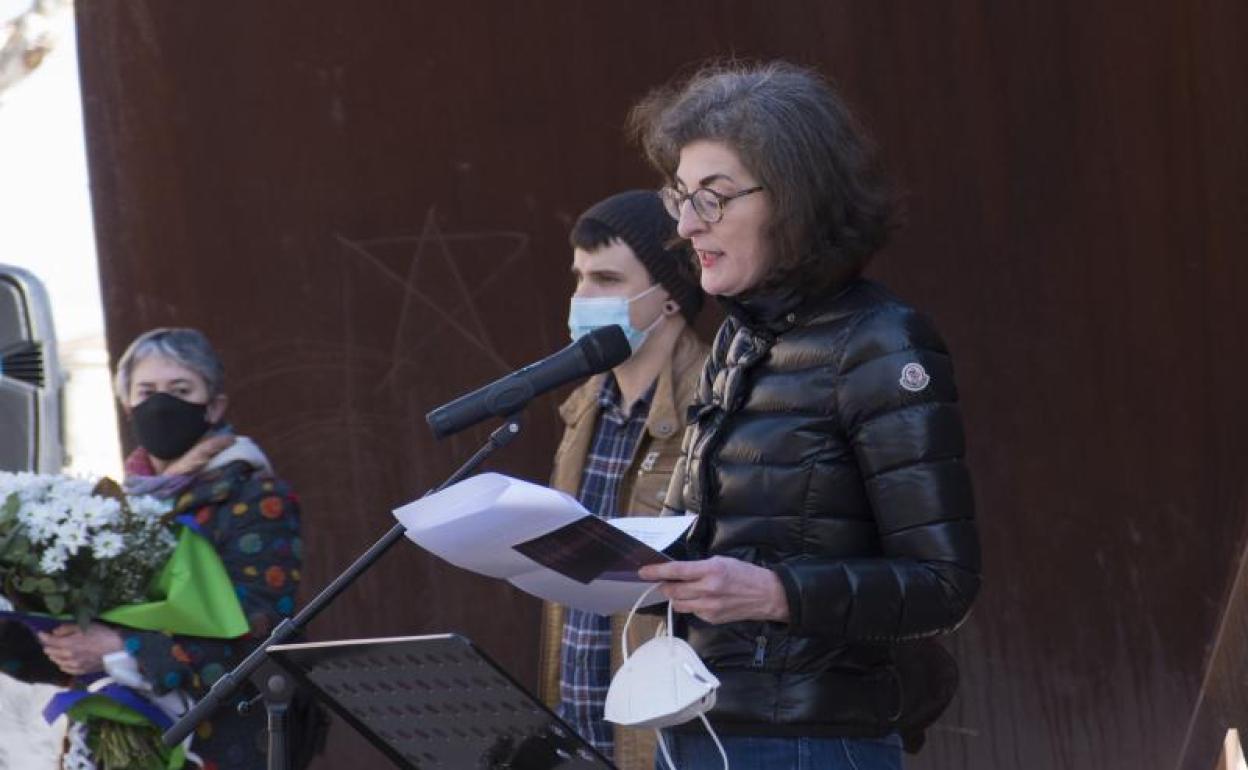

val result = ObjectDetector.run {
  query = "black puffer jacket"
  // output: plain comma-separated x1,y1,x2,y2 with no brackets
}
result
664,278,981,739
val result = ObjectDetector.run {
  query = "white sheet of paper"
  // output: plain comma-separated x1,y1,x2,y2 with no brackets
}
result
510,571,669,615
392,472,695,613
394,473,587,579
610,516,696,552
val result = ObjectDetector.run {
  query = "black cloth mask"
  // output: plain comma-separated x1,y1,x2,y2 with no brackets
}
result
131,392,213,460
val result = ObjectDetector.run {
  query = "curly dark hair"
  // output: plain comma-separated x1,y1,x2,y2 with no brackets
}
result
629,60,897,295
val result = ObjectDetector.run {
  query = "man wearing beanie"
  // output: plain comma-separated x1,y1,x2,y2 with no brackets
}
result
537,190,708,769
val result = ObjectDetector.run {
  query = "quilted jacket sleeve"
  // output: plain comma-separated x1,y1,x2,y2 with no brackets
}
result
773,306,981,641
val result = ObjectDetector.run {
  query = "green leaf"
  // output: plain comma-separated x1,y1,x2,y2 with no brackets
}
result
44,593,65,614
0,521,27,557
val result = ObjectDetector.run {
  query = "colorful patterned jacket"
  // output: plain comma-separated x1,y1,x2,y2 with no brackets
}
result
123,451,302,770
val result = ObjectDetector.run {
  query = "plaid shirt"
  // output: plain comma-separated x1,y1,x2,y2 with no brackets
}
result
558,374,654,759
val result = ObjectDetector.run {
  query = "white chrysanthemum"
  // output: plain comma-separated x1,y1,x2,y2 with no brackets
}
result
17,503,61,544
26,516,59,545
55,520,91,556
42,505,70,528
0,471,44,497
15,502,41,525
129,496,170,519
38,546,68,574
0,477,20,500
91,531,125,559
16,487,48,508
79,496,122,529
55,500,78,516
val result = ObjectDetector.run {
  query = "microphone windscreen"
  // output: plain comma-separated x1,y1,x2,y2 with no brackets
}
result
580,325,632,372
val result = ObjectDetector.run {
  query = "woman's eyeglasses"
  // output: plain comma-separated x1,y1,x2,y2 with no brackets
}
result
659,185,764,224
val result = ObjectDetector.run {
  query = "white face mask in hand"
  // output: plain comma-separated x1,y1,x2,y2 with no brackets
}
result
605,585,729,770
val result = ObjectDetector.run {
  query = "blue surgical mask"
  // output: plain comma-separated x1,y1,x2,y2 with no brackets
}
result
568,284,664,352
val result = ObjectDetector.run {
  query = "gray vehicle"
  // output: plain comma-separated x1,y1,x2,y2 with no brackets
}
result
0,264,63,473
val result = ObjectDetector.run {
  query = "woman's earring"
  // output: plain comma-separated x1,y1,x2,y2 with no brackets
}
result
664,301,679,316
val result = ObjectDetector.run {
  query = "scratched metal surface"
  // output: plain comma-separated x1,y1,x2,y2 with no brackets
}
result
74,2,1248,769
1180,525,1248,770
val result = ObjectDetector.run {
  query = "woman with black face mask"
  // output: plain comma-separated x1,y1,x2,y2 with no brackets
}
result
35,327,317,770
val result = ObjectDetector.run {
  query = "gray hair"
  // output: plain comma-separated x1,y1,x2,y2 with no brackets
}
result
629,60,896,294
113,328,225,402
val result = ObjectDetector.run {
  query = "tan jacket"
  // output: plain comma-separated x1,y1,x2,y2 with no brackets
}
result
538,326,708,770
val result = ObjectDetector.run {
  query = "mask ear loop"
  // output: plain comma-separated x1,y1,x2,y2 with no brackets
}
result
620,582,666,661
630,284,673,342
694,712,730,770
626,584,729,770
626,283,663,304
638,312,666,339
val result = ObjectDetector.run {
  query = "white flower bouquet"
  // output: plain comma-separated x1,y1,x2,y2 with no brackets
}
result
0,472,175,625
0,471,251,769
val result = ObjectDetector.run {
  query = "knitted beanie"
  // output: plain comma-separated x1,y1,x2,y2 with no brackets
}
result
574,190,704,322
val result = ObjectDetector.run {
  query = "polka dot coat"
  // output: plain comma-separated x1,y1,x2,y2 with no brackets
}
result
124,460,302,769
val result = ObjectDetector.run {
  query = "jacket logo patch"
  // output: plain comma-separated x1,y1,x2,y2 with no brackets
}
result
899,362,931,392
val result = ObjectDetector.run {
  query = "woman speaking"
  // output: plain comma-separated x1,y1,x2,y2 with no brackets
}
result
633,62,982,769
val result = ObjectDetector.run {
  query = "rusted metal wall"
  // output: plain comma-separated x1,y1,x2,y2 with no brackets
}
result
1179,498,1248,770
74,2,1248,768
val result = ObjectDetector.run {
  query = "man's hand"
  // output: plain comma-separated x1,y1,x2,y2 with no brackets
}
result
638,556,790,625
38,623,125,677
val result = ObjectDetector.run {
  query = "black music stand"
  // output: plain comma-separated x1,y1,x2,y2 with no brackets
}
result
266,634,616,770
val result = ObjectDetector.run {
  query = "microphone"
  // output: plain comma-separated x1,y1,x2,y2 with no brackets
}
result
426,325,631,439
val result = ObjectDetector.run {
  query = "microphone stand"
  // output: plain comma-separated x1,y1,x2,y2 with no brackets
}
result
162,415,525,768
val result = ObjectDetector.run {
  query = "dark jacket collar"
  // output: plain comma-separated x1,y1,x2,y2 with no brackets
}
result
718,285,805,335
719,279,862,335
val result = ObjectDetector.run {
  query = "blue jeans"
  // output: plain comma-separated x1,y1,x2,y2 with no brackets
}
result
655,731,903,770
